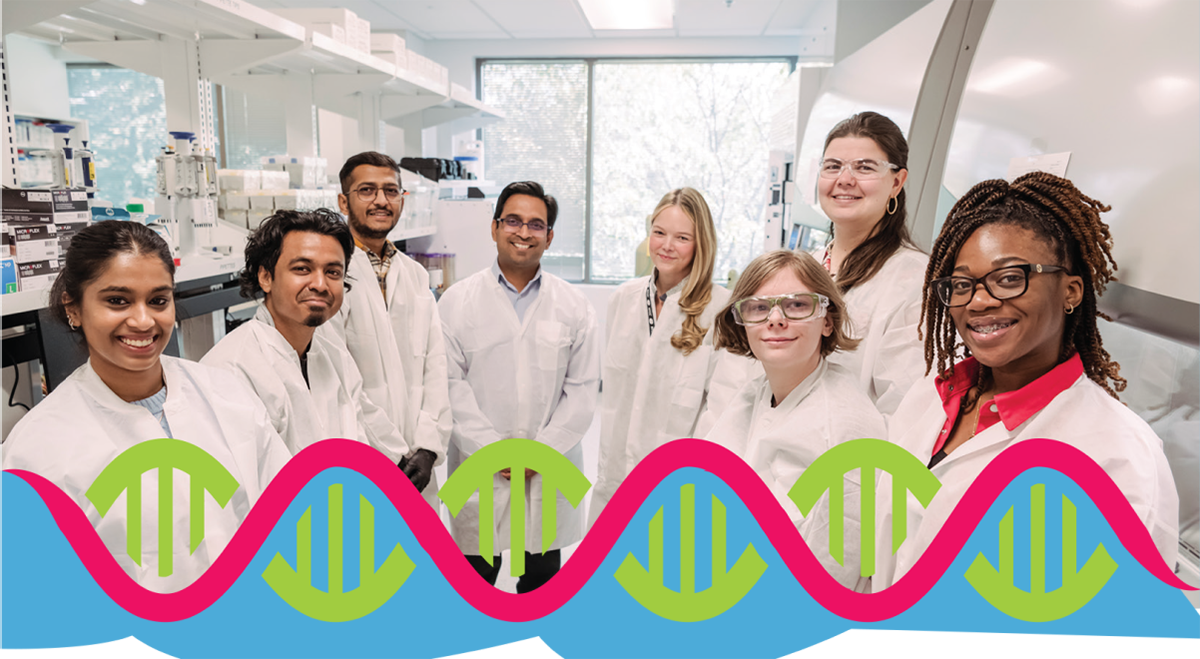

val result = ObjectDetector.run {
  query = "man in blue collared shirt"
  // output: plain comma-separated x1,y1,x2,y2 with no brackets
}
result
439,181,601,594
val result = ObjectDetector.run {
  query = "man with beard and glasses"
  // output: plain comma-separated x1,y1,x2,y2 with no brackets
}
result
325,152,452,505
203,209,411,465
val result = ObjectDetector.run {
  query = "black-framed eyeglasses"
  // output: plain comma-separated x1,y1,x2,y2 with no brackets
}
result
351,185,405,202
932,263,1067,307
732,292,829,325
497,216,549,234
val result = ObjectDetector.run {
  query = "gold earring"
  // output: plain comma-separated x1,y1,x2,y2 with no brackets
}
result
887,196,898,214
1065,303,1075,315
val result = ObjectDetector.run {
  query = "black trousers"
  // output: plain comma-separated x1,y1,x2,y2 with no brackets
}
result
466,550,561,593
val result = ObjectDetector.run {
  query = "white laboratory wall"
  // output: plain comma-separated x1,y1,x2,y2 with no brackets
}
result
942,0,1200,305
6,34,72,119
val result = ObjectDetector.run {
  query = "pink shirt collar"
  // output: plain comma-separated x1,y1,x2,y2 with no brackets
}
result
930,353,1084,455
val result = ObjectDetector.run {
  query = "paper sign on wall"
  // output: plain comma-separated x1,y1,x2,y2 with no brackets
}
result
1007,151,1071,180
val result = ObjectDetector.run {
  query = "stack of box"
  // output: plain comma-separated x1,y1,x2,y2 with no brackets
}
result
261,156,328,190
218,189,340,230
273,8,370,53
2,189,90,293
370,33,407,72
404,50,449,90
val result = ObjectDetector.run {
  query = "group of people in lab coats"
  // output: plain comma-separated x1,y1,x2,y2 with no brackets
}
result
3,110,1180,597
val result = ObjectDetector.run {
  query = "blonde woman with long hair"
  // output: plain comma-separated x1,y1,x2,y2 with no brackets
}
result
590,188,731,526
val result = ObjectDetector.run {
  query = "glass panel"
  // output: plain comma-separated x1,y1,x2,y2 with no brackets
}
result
66,66,167,204
221,86,288,171
591,61,790,282
481,61,589,281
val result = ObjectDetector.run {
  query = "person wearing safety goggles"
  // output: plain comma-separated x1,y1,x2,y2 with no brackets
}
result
813,111,928,422
707,250,884,590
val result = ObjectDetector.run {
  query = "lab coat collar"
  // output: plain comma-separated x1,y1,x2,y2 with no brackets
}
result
761,357,828,411
492,258,543,295
934,354,1084,450
252,302,311,364
651,269,689,302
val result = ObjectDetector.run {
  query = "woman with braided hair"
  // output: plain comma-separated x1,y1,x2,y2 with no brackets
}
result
872,172,1179,589
590,187,732,525
815,112,927,421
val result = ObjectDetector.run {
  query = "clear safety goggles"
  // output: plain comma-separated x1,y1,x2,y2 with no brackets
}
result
732,292,829,325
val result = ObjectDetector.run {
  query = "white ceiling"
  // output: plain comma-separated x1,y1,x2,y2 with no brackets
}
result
248,0,834,41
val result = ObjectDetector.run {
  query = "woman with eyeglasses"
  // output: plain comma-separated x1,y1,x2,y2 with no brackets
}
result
2,221,292,593
706,250,884,590
814,112,927,420
590,188,731,526
872,173,1179,589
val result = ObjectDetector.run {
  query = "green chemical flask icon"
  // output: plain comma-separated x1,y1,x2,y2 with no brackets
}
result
86,438,240,577
789,438,941,578
440,438,590,578
615,483,768,622
263,482,415,622
966,482,1117,622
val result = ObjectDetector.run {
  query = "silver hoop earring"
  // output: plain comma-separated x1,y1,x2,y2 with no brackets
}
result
887,196,898,215
68,317,78,331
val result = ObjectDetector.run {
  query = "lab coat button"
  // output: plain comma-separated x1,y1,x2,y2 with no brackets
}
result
989,404,998,413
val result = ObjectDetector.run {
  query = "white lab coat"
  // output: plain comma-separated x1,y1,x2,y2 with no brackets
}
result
825,246,927,421
439,268,600,555
590,276,732,525
201,304,409,460
329,246,453,507
1,356,291,593
705,360,885,590
873,373,1181,590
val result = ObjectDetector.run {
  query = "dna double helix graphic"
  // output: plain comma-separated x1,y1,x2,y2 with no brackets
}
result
80,437,1128,625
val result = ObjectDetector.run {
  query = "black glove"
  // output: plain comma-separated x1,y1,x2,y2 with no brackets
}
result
399,448,436,493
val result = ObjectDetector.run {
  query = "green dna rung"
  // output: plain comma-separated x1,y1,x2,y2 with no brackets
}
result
965,482,1117,622
615,483,767,622
86,438,240,577
439,438,590,579
789,437,941,578
263,483,414,622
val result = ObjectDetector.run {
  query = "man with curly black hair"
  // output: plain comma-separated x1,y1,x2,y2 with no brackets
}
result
202,208,413,472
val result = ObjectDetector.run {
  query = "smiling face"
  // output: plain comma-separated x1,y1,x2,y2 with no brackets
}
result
744,267,833,377
818,136,907,233
260,231,346,331
949,223,1083,385
492,193,553,271
649,204,696,283
338,164,403,241
65,252,175,394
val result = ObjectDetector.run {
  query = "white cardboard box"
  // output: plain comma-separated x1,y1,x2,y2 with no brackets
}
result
247,208,273,230
218,170,261,192
248,193,275,210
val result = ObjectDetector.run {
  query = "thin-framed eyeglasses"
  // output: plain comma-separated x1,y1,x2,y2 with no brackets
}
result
351,185,405,202
497,216,549,234
932,263,1068,308
819,158,900,180
733,292,830,325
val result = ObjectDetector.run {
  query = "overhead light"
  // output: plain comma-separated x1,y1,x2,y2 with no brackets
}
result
578,0,674,30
